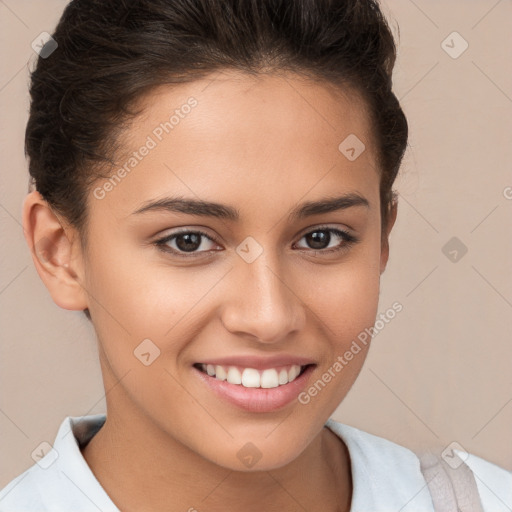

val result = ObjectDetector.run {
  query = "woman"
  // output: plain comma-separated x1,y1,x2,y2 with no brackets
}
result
1,0,510,510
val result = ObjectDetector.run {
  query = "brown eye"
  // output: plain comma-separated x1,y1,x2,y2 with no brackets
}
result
174,232,202,252
294,227,358,254
154,229,220,257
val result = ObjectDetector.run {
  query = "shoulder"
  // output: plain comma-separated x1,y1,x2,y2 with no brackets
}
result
455,447,512,511
325,418,512,512
0,414,118,512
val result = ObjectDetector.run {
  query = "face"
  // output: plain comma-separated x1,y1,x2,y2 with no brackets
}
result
39,70,394,471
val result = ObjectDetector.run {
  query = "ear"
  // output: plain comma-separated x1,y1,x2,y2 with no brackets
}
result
380,197,398,275
22,190,89,311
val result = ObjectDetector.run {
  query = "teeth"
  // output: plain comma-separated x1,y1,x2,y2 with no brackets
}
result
215,365,227,381
227,366,242,385
198,363,306,388
260,369,279,388
278,368,288,385
241,368,260,388
288,365,300,381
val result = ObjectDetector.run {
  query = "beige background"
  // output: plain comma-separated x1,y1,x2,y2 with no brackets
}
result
1,0,511,488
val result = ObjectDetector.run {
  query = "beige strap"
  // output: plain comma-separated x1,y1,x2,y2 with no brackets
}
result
419,451,484,512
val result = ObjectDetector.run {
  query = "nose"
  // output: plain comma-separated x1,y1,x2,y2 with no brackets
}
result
220,251,306,344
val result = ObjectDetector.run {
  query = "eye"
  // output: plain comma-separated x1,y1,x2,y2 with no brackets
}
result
294,226,358,254
154,225,359,259
154,229,220,258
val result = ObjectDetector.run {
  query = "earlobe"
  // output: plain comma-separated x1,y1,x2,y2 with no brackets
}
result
380,240,389,275
22,191,89,311
380,198,398,275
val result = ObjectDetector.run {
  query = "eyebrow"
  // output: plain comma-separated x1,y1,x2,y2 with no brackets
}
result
131,192,370,222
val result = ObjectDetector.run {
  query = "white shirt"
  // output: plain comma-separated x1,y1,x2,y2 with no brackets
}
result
1,414,510,511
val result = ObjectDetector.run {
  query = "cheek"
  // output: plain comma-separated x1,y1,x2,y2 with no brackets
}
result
80,235,178,364
331,266,380,331
303,246,382,337
82,235,229,374
300,238,381,391
83,231,183,326
306,266,379,391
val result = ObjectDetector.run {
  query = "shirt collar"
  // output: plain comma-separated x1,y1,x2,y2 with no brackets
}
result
54,413,118,511
324,418,434,511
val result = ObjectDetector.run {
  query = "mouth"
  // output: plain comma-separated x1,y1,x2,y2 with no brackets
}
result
193,362,313,389
192,361,316,413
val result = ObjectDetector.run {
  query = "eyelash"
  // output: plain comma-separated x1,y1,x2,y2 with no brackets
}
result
154,225,359,259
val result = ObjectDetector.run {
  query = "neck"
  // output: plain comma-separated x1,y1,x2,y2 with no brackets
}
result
81,405,352,512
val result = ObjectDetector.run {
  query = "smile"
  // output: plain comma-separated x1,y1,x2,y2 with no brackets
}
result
194,363,310,388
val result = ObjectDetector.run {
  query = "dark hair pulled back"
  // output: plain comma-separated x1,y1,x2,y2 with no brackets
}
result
26,0,407,259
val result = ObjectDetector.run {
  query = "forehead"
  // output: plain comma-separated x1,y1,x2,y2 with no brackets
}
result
133,69,376,159
89,69,379,224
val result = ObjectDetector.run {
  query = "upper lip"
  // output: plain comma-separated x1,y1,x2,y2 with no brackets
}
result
195,355,316,371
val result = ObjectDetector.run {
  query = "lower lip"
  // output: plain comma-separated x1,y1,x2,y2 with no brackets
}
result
193,365,316,413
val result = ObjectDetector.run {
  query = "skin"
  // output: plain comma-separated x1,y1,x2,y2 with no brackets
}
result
22,69,397,512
